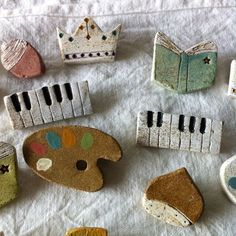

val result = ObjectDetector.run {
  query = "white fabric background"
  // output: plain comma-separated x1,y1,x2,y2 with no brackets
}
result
0,1,236,235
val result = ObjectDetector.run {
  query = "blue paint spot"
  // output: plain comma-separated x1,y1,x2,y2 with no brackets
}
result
46,131,61,150
228,177,236,189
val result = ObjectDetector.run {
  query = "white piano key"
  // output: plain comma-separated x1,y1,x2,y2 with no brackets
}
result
36,88,53,123
179,116,190,151
170,114,180,149
210,120,223,154
190,117,202,152
137,111,150,146
4,95,24,129
201,118,212,153
70,82,83,117
48,86,63,121
60,83,74,119
228,60,236,98
28,90,43,125
17,92,33,128
78,81,93,115
149,112,159,147
159,113,171,148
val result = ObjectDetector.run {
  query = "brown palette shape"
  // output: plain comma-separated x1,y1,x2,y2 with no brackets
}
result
23,126,122,192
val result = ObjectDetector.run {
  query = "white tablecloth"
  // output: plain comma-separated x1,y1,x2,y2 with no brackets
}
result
0,1,236,235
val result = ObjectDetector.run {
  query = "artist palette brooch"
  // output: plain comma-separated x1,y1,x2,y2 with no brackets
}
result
57,17,121,64
1,39,45,79
143,168,204,227
152,32,217,93
0,142,18,208
220,155,236,204
23,126,122,192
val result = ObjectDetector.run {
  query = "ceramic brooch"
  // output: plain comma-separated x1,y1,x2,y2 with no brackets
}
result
23,125,122,192
151,32,217,93
0,142,18,208
143,168,204,227
4,81,93,129
1,39,45,79
136,111,222,154
57,17,121,64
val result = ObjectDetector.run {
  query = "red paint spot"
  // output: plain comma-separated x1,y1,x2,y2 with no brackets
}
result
30,142,47,156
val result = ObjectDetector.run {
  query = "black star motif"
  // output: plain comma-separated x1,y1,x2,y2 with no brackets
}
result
203,57,211,64
0,165,9,174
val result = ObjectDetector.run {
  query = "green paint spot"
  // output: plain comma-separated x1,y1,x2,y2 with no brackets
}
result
46,131,61,150
228,177,236,189
59,33,63,38
80,133,93,150
102,35,107,40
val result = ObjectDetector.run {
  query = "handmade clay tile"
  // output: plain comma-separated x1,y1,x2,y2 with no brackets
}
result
136,111,223,154
57,17,121,64
4,81,93,129
220,155,236,204
0,142,18,208
151,32,217,93
23,126,122,192
1,39,45,79
143,168,204,227
65,227,108,236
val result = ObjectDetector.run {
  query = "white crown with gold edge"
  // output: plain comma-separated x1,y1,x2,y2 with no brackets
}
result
57,17,121,64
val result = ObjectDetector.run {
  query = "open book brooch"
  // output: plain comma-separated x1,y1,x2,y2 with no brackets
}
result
151,32,217,93
57,17,121,64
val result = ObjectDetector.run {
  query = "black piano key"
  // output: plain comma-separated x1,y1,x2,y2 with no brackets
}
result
10,94,21,112
147,111,153,127
189,116,196,133
22,92,31,110
42,87,52,106
64,83,73,100
200,118,206,134
178,114,185,132
157,112,163,127
53,84,62,103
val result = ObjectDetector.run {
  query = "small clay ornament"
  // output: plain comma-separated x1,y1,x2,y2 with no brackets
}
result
228,60,236,97
152,32,217,93
65,227,108,236
0,142,18,208
23,126,122,192
1,39,45,79
220,155,236,204
143,168,204,227
137,111,223,154
57,17,121,64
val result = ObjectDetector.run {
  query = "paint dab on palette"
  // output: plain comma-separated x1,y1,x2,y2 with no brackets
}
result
1,39,45,79
143,168,204,227
57,17,121,64
220,155,236,204
65,227,108,236
23,126,122,192
151,32,217,93
0,142,18,208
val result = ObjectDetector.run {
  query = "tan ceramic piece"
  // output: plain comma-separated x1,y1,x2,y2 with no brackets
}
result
23,126,122,192
143,168,204,227
65,227,108,236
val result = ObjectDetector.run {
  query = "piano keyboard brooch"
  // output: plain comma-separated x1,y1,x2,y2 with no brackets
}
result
57,17,121,64
151,32,217,93
136,111,223,154
4,81,93,129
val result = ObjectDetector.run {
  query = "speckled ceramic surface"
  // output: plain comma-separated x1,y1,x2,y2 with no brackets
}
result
220,155,236,204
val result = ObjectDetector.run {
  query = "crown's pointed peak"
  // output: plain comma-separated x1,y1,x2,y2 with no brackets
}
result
109,24,122,36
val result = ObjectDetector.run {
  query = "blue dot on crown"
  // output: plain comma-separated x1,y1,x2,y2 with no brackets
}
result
228,177,236,189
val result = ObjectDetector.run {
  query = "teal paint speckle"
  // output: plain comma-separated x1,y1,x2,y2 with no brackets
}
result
80,133,94,150
228,177,236,189
46,131,61,150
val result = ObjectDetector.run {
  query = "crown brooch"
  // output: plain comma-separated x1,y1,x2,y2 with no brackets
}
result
57,17,121,64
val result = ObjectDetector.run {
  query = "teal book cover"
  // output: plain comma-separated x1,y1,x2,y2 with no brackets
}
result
151,32,217,93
